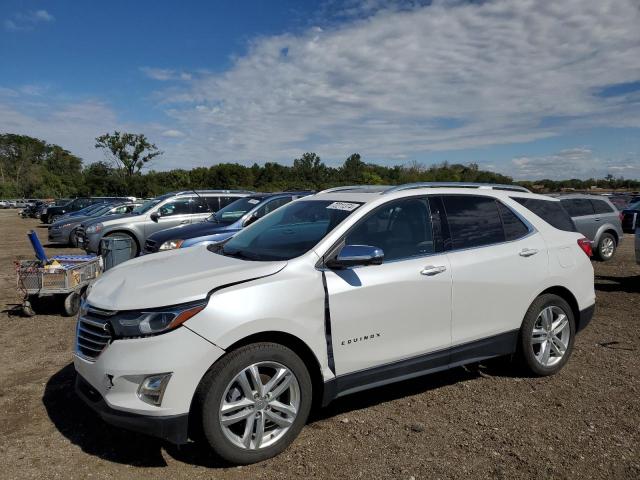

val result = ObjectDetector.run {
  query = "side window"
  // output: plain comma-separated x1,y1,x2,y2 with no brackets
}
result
497,201,530,241
192,197,210,214
511,198,576,232
345,198,434,262
112,205,128,214
442,195,504,249
561,199,594,217
158,198,192,217
205,197,221,212
591,199,614,214
256,197,292,218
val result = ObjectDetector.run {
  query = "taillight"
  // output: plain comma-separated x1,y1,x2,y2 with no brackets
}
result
577,238,593,257
619,212,624,222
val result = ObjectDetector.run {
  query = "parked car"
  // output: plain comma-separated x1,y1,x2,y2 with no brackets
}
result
48,202,143,246
143,192,313,254
74,183,595,464
0,200,8,209
554,194,623,261
636,227,640,265
41,196,135,224
76,190,253,258
620,200,640,234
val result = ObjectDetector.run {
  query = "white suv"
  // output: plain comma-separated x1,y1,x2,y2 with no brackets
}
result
74,183,596,464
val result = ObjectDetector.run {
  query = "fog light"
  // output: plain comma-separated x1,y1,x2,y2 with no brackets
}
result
137,373,172,406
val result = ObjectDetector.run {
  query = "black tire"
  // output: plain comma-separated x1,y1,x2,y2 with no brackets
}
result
69,228,79,247
104,232,138,258
63,292,81,316
517,294,576,376
594,233,616,261
22,301,36,317
196,342,312,465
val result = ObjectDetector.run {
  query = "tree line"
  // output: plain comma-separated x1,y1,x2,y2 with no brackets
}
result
1,133,638,199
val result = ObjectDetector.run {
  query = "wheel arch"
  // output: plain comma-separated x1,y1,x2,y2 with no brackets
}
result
536,286,581,330
187,330,326,441
101,229,141,254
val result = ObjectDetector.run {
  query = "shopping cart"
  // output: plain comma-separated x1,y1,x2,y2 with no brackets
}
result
16,231,103,316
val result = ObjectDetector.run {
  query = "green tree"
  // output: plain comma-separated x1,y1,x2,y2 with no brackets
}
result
95,132,162,177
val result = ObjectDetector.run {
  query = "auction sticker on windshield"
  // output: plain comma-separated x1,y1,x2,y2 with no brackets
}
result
326,202,360,211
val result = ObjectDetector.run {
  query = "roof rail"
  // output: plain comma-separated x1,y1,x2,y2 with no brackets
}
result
174,189,255,195
383,182,530,194
317,185,392,194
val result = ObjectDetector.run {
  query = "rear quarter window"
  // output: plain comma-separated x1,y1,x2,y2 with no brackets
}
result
512,198,576,232
560,198,595,217
591,199,615,214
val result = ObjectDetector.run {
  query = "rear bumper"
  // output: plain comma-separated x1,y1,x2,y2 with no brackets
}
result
577,304,595,333
75,374,189,444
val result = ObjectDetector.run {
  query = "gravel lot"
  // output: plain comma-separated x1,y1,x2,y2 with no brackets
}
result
0,210,638,479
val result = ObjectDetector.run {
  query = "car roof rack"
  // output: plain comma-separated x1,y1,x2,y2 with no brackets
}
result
174,189,255,195
383,182,531,194
317,185,393,194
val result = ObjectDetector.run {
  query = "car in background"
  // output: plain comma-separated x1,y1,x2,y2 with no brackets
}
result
41,196,135,224
76,190,253,258
555,194,623,261
48,201,143,246
621,199,640,234
0,200,10,209
143,191,313,254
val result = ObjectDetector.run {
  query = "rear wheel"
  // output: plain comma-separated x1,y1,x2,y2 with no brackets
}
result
595,233,616,261
197,342,312,465
69,228,79,247
517,294,575,376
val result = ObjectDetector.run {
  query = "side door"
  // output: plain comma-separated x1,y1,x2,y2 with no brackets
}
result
439,195,549,347
145,197,194,237
561,199,596,240
324,196,452,377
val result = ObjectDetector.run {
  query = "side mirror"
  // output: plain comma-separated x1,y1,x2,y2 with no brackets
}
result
150,212,160,223
326,244,384,269
243,212,259,227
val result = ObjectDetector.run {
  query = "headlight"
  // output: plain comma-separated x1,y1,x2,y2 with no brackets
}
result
86,223,103,234
62,223,73,228
108,300,207,338
159,239,184,251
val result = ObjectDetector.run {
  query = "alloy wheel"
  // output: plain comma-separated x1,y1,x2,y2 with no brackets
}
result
531,305,571,367
219,361,300,450
600,237,615,258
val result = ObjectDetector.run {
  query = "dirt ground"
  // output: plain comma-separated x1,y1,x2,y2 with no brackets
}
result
0,209,638,480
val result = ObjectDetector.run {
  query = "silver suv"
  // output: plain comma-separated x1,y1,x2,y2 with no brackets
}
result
556,194,623,261
76,190,252,257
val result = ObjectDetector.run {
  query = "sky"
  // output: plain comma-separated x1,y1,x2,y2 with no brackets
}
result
1,0,639,180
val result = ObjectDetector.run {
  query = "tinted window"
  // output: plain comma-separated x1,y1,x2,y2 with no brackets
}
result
591,199,614,214
561,198,594,217
497,202,530,241
158,198,192,217
192,198,210,215
222,200,362,261
442,196,504,249
218,196,239,209
205,197,220,212
512,198,576,232
346,198,434,261
208,197,261,224
256,197,292,218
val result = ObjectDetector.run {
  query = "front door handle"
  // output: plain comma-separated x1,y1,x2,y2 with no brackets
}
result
421,265,447,276
519,248,539,257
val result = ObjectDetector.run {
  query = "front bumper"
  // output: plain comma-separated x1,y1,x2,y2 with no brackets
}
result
75,374,190,444
47,228,66,243
73,325,226,441
78,232,102,253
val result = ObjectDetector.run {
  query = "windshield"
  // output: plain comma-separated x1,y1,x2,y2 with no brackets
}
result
627,200,640,210
208,197,262,224
132,198,162,214
76,203,103,215
220,200,362,261
91,204,115,216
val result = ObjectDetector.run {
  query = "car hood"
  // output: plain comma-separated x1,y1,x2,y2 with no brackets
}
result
52,215,91,228
148,221,236,244
81,213,132,228
87,244,287,310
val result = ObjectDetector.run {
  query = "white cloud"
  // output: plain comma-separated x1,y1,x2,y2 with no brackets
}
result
155,0,640,169
161,129,185,138
140,67,192,82
4,9,55,31
509,148,640,180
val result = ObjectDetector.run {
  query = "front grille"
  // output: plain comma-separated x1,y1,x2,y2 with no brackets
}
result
75,306,115,361
144,239,158,253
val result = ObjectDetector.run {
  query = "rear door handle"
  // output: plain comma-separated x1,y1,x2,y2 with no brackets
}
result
519,248,539,257
180,220,189,224
594,218,601,222
421,265,447,276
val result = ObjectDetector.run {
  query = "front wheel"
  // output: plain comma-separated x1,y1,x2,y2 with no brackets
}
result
517,294,575,376
197,342,312,465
